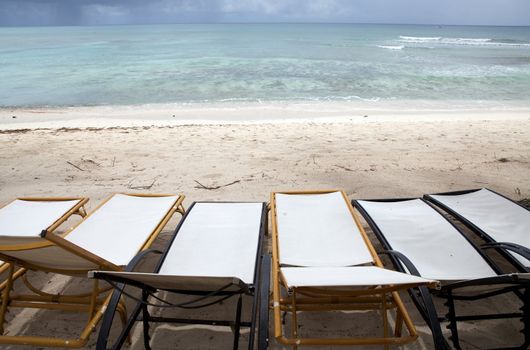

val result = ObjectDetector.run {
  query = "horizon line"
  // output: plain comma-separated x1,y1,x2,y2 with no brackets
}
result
2,21,530,29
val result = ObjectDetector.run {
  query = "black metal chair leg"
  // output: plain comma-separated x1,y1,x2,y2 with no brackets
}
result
233,295,243,350
248,266,260,349
115,302,143,350
97,283,124,350
445,292,461,350
520,288,530,349
142,290,152,350
97,283,143,350
381,250,449,350
96,248,162,350
258,255,271,350
413,286,450,350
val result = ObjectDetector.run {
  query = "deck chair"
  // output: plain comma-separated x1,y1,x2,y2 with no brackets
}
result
270,190,437,348
425,188,530,272
90,201,269,350
0,197,88,289
354,197,530,350
0,193,185,348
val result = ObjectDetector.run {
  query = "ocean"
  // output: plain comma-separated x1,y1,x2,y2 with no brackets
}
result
1,23,530,107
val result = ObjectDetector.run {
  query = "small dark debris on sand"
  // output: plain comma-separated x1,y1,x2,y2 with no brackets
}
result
66,161,85,171
497,157,510,163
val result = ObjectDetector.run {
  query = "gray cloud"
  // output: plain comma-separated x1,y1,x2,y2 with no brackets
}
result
1,0,529,26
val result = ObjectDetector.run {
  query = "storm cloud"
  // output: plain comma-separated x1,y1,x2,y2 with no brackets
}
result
1,0,529,26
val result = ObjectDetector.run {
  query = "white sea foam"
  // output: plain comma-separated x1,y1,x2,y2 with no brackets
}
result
399,36,441,42
399,35,530,47
376,45,405,50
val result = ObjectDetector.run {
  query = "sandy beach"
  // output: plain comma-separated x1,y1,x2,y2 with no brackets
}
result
0,105,529,349
1,103,529,201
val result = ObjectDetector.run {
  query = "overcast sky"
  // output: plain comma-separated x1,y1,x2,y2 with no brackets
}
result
1,0,529,27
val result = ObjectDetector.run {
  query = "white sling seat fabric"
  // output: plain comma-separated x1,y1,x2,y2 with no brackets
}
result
0,199,83,268
356,199,497,281
159,202,262,284
275,192,373,267
0,194,179,272
357,199,497,281
91,202,264,291
282,266,435,288
66,194,179,267
0,199,82,237
429,189,530,267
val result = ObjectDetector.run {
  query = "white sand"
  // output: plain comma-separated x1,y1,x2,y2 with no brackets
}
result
2,100,530,129
0,103,529,349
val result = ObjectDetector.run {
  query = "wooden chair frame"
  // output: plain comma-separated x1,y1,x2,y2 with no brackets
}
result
270,190,433,349
0,193,185,348
0,196,89,290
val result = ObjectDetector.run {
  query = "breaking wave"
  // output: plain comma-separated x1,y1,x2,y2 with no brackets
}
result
399,36,530,47
376,45,405,50
399,36,441,43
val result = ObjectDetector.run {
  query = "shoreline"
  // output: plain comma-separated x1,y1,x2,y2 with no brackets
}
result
1,100,530,130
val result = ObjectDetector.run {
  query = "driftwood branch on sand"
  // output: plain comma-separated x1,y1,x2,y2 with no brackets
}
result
194,179,240,190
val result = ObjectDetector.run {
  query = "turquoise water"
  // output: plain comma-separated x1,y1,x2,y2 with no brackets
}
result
1,23,530,107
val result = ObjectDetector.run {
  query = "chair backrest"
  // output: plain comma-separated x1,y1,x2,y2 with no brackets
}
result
355,199,497,281
0,198,87,269
0,194,181,273
158,202,265,285
273,191,374,267
90,201,266,292
426,188,530,268
65,194,180,266
0,198,84,238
